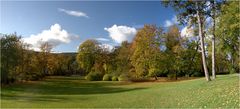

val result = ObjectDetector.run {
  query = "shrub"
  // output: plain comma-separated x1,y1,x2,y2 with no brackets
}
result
118,74,129,81
102,74,111,81
85,72,102,81
191,72,202,77
29,74,40,81
167,73,177,80
229,68,236,74
148,68,160,77
111,76,118,81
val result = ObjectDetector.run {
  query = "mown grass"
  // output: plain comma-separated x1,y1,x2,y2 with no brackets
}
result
1,74,239,108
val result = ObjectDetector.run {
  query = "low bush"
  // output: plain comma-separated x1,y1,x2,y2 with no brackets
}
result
229,68,236,74
191,72,202,77
102,74,111,81
118,74,129,81
111,76,118,81
29,74,40,81
85,72,102,81
167,73,177,80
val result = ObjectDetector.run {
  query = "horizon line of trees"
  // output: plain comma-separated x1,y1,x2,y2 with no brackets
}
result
76,1,239,81
1,34,81,84
1,1,239,84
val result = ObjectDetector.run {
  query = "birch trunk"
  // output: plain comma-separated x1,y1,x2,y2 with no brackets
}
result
212,0,216,79
196,2,211,81
212,34,216,79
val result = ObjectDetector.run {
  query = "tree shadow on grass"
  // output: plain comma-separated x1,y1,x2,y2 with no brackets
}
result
1,81,145,103
30,80,146,95
1,76,147,102
1,94,71,102
39,85,145,95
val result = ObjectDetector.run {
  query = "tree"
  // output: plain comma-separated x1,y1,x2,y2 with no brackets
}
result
77,39,100,74
131,25,162,78
183,39,203,77
17,42,32,81
39,42,53,76
164,25,183,80
216,1,240,73
163,1,211,81
115,41,132,75
209,1,217,79
206,0,225,79
1,33,22,84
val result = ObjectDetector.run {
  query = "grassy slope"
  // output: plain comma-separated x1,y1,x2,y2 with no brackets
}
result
1,74,239,108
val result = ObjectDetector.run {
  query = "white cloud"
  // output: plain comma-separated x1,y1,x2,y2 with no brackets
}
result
181,26,194,38
95,38,110,42
24,24,78,51
58,8,89,18
104,25,137,43
100,43,114,52
164,15,178,27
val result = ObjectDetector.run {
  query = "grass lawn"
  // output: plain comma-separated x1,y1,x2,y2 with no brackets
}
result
1,74,239,108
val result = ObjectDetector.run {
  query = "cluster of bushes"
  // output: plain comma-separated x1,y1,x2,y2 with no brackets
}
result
85,71,206,81
85,73,130,81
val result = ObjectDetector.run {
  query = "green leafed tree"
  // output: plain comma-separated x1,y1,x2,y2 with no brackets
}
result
1,33,22,84
164,25,183,80
115,41,132,76
76,39,100,74
216,1,240,73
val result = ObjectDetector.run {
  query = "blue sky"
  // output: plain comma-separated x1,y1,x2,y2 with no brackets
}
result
1,1,179,52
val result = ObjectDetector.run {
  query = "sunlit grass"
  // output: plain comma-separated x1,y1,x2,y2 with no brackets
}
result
1,74,239,108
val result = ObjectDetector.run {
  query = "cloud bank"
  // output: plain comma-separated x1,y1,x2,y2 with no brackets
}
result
104,25,137,43
24,24,78,51
58,8,89,18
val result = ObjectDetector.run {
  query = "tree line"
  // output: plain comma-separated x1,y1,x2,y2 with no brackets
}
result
77,1,239,81
1,1,239,84
1,34,80,84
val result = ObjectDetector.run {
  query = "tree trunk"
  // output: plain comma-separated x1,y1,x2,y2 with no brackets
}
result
175,71,177,80
211,0,216,79
196,2,211,81
154,75,158,80
212,37,216,79
22,47,24,77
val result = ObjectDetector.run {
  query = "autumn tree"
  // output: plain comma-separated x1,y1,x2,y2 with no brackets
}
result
131,25,162,79
38,42,53,76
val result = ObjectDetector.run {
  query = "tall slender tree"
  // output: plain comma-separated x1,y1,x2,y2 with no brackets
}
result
207,0,225,79
211,1,216,79
163,1,211,81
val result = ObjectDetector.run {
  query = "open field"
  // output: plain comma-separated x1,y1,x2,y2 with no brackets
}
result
1,74,239,108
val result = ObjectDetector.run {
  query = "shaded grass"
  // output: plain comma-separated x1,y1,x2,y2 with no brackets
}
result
1,74,239,108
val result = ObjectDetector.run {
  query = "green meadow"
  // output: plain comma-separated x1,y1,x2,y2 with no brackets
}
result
1,74,239,108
